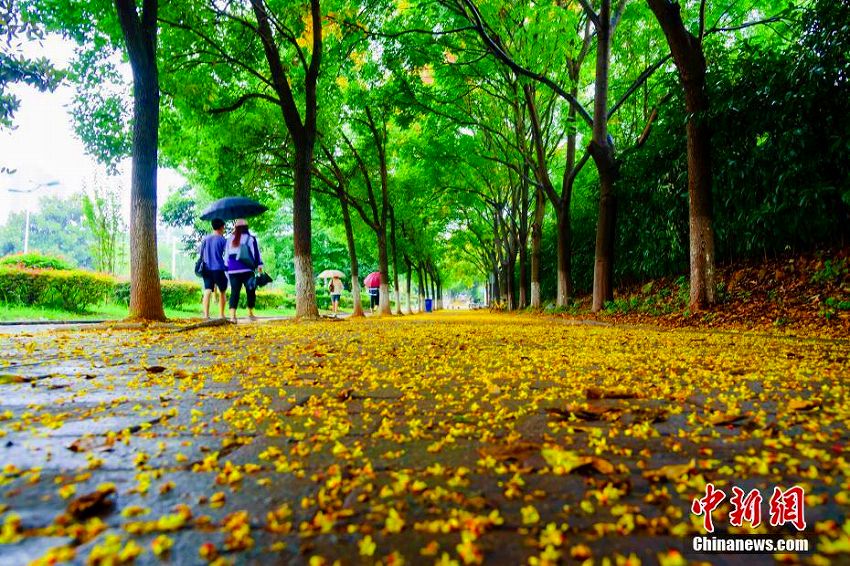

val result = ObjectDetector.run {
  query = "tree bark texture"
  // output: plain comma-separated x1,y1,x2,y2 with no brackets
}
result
115,0,165,321
647,0,716,309
293,145,319,318
404,257,413,314
377,230,391,315
416,263,425,312
389,207,402,315
340,196,364,317
590,0,617,312
251,0,321,319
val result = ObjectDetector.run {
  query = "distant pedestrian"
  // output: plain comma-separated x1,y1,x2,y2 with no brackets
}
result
368,287,380,313
328,276,343,317
226,219,263,323
198,218,228,319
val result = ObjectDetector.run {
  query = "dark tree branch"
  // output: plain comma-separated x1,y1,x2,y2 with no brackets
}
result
331,16,476,39
459,0,593,126
158,16,275,89
608,53,671,119
706,16,784,35
209,92,281,114
575,0,600,27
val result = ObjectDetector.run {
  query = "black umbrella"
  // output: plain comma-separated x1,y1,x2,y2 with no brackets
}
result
200,197,268,221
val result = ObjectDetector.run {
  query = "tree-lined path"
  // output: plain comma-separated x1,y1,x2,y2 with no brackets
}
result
1,313,848,564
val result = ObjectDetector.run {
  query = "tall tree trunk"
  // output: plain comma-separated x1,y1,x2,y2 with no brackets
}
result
251,0,322,319
647,0,716,309
530,185,545,309
116,0,165,321
556,207,573,308
518,243,527,309
389,207,402,315
590,0,618,312
293,144,320,318
340,196,364,317
557,85,580,307
416,263,425,312
377,230,391,315
404,256,413,314
506,255,516,310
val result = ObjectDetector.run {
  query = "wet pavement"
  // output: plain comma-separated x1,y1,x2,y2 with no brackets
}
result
0,312,848,565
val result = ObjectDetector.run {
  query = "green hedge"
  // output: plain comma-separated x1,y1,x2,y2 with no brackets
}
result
235,290,293,310
0,252,74,271
113,280,202,309
0,266,297,313
0,267,114,312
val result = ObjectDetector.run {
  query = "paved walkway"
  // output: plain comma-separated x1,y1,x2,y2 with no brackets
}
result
0,312,847,565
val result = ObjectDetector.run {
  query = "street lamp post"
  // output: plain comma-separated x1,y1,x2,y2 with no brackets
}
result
7,181,60,254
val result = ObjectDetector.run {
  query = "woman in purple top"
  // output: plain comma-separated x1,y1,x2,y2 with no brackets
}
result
226,218,263,322
199,218,228,319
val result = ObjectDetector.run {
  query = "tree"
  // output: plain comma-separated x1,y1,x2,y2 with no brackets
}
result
0,0,61,131
111,0,165,320
248,0,322,319
82,180,125,274
644,0,791,308
646,0,715,309
314,143,366,318
0,193,94,264
156,1,351,319
28,0,166,319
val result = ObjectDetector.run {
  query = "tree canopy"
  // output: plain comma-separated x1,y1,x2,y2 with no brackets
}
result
20,0,849,315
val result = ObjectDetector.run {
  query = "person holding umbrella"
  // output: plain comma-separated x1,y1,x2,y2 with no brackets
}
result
198,218,228,319
364,272,381,313
200,197,268,323
328,276,343,317
319,269,346,317
226,219,263,322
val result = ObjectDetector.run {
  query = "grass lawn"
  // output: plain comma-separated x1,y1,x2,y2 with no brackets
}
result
0,303,298,322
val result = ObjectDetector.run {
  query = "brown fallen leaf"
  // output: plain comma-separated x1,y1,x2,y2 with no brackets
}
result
642,459,696,482
479,441,540,462
145,366,167,374
67,486,116,519
67,436,116,453
546,404,620,421
587,457,616,475
585,387,640,400
541,447,616,475
0,374,25,385
67,437,95,453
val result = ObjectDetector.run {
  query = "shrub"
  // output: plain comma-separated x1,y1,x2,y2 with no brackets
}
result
0,267,113,312
339,292,371,310
0,252,74,271
236,290,293,311
113,281,131,305
113,280,202,310
160,280,202,309
812,258,849,286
